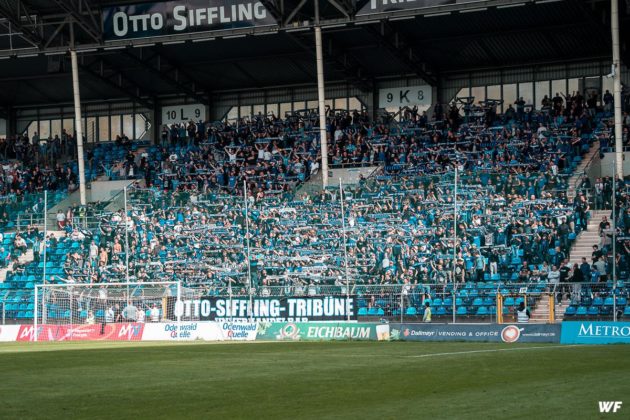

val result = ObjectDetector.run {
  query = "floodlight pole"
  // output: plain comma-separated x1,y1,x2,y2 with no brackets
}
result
124,186,130,302
34,285,39,341
176,280,182,339
70,24,87,206
611,0,623,179
452,166,458,324
315,0,329,189
244,181,253,322
42,190,47,286
612,159,617,321
339,178,351,321
41,190,48,327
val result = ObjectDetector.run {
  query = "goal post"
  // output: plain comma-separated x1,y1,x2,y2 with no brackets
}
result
33,281,183,341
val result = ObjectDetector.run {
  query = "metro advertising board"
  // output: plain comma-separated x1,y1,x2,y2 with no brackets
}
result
391,324,561,343
357,0,487,16
561,322,630,344
177,296,357,322
102,0,276,41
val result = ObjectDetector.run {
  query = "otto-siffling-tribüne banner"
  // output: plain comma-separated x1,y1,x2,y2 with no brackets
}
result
102,0,276,41
171,296,357,322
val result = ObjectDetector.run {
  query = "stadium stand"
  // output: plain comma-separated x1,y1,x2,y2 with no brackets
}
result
0,0,628,326
2,93,629,323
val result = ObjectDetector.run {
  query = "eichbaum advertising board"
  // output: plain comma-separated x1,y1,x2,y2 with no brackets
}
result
256,322,389,341
391,324,561,343
174,296,357,322
102,0,276,41
561,322,630,344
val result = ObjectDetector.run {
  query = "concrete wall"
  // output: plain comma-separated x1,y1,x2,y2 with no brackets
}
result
88,180,135,203
598,153,630,178
329,166,380,186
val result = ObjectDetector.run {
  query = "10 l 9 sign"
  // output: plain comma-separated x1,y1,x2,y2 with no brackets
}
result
162,104,206,124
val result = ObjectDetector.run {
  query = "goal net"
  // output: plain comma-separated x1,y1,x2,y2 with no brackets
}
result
33,282,186,341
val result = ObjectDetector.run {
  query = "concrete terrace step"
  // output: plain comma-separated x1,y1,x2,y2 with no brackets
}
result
566,140,600,202
0,248,35,283
569,209,613,264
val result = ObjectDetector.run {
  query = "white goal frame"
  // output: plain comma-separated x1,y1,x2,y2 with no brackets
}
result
34,281,182,341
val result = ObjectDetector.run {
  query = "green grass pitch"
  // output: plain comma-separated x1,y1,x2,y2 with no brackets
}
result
0,341,628,419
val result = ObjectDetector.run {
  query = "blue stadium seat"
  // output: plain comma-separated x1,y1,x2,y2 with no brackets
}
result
575,306,588,316
564,306,577,317
476,306,489,317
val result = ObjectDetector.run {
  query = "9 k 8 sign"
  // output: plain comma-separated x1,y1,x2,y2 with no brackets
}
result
379,85,432,108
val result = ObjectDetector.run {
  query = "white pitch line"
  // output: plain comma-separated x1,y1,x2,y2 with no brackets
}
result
405,345,584,358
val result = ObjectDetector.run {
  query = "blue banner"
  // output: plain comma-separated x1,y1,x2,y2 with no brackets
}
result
391,323,561,343
561,322,630,344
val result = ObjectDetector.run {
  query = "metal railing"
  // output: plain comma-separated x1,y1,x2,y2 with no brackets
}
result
0,281,626,325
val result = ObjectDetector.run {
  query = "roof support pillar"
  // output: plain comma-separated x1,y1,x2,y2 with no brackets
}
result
612,0,624,180
315,0,328,190
70,24,87,206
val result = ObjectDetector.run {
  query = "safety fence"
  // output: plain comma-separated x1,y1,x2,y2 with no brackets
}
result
2,282,627,325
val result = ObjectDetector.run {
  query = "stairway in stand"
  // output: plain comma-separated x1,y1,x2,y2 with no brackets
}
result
529,294,569,323
0,231,67,283
0,249,34,283
566,140,599,202
569,210,610,266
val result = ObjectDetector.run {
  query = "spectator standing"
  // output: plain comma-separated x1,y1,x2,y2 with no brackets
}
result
422,301,432,323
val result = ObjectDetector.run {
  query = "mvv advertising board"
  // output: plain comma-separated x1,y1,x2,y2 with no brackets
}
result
103,0,276,41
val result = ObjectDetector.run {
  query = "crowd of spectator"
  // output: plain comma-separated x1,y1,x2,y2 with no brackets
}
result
1,88,628,304
27,94,620,298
